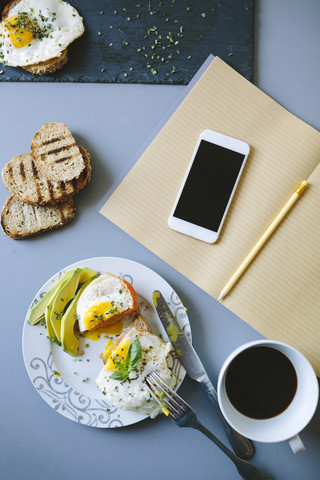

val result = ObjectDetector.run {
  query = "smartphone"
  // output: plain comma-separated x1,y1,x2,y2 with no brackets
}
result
168,129,250,243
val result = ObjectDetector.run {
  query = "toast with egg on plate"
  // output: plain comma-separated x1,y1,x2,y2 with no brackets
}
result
1,0,84,75
2,145,91,205
76,273,140,333
31,123,85,182
1,195,75,239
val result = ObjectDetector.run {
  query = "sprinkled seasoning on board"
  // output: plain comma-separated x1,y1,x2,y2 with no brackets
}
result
97,0,216,81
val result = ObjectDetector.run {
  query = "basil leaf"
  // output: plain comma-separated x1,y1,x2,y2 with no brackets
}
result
109,361,127,380
109,340,142,381
109,371,128,381
128,340,142,369
123,347,131,369
110,365,128,381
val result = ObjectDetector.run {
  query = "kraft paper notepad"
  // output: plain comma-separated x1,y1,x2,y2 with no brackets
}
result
100,56,320,376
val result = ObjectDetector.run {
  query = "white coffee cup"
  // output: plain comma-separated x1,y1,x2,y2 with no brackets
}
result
217,340,319,454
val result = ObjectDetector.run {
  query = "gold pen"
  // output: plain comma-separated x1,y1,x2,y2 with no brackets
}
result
218,181,308,302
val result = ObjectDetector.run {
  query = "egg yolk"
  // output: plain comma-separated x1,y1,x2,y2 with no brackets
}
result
104,338,131,371
82,321,123,341
3,15,34,49
102,340,114,358
83,301,120,331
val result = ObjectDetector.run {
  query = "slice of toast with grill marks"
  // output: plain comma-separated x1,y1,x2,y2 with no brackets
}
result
1,195,76,239
31,123,85,182
2,145,91,205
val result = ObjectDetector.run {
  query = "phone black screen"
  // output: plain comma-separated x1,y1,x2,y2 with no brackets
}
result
173,140,246,232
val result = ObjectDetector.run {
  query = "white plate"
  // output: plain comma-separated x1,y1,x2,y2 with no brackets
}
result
22,257,190,428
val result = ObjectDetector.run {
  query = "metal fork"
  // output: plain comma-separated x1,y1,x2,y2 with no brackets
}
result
146,372,272,480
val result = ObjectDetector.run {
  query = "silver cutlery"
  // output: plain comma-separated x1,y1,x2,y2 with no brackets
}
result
146,372,271,480
153,290,254,459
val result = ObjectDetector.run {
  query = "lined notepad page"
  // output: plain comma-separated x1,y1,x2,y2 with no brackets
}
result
225,163,320,375
100,57,320,374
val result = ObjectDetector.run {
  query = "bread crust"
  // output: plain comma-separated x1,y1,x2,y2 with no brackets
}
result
1,195,76,239
117,316,152,343
23,48,68,75
2,145,91,205
1,0,20,20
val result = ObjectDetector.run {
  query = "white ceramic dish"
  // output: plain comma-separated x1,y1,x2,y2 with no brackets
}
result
22,257,190,428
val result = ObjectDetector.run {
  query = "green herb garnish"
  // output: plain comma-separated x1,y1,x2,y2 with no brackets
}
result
4,11,54,40
110,340,142,381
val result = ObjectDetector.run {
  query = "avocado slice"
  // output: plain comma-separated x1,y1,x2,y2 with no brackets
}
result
49,268,97,344
27,271,73,326
77,267,97,283
45,288,63,342
61,275,97,356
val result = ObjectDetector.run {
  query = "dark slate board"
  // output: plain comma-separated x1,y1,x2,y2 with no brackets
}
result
0,0,254,84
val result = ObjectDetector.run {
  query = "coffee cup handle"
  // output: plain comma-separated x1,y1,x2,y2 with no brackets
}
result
289,434,305,454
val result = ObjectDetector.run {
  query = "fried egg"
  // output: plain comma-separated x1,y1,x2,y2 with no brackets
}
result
96,328,177,418
76,273,139,333
0,0,84,67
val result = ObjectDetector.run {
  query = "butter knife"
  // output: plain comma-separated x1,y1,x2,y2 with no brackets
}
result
153,290,254,460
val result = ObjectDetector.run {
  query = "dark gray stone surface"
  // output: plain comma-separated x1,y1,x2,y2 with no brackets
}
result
0,0,254,83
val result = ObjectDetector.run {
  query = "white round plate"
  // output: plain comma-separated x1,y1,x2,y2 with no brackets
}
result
22,257,190,428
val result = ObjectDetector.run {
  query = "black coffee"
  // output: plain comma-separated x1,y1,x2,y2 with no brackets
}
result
225,346,297,419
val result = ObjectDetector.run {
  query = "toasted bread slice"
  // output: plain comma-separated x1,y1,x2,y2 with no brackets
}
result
2,145,91,205
130,315,152,333
31,123,85,182
1,195,75,239
114,316,152,346
23,48,68,76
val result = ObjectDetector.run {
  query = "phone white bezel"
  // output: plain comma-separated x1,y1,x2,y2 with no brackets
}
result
168,129,250,244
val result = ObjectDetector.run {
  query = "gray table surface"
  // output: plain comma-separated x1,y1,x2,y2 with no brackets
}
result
1,1,319,479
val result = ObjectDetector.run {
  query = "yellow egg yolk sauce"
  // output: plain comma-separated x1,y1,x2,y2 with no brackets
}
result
82,321,124,341
83,301,121,331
